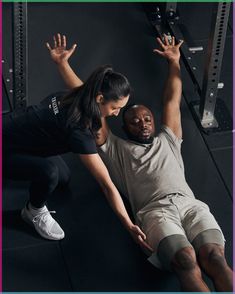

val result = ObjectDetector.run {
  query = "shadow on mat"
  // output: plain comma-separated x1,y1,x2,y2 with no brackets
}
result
2,210,43,239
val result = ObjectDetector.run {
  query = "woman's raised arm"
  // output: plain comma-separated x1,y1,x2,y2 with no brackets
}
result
46,33,83,89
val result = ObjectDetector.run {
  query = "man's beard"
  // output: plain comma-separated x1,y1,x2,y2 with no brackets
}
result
125,130,154,144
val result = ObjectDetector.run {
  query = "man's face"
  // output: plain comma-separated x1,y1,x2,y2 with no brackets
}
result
123,105,155,144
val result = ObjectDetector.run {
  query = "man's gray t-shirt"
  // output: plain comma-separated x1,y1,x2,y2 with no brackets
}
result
98,125,195,217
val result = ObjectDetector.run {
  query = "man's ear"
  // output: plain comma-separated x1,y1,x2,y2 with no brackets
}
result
96,94,104,104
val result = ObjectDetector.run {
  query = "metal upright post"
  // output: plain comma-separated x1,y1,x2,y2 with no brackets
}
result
147,2,232,133
199,2,231,129
13,2,28,109
2,58,14,113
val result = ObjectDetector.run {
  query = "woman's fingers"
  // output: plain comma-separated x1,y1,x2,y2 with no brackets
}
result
130,225,153,253
46,42,52,51
53,35,57,48
137,235,154,252
62,35,67,48
135,226,146,240
51,33,76,50
57,33,62,47
68,44,77,55
53,33,67,49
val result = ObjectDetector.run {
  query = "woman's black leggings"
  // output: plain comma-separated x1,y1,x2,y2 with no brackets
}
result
3,153,71,208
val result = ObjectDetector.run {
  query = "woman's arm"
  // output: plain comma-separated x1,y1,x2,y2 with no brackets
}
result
47,34,110,146
79,153,153,253
46,33,83,89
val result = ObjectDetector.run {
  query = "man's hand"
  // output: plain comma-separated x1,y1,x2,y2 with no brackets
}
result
46,33,77,65
128,224,154,254
155,34,183,139
153,34,183,63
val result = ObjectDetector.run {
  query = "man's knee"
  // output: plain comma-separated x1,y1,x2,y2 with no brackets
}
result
172,247,198,271
157,234,193,271
199,243,226,269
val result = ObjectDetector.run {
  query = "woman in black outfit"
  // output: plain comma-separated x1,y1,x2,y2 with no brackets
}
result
3,34,151,253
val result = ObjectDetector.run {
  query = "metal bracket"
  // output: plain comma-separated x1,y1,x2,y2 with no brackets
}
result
191,99,232,135
165,3,179,24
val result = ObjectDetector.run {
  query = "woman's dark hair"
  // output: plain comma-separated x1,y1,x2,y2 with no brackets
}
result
61,65,131,132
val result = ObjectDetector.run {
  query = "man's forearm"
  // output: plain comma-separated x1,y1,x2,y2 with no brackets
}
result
57,61,83,89
163,60,182,105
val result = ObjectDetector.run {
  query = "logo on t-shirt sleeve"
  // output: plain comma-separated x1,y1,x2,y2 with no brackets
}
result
49,96,60,115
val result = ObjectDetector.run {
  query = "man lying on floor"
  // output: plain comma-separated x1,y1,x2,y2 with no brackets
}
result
49,33,232,292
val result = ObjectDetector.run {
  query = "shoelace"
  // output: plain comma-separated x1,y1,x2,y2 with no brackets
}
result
33,210,56,223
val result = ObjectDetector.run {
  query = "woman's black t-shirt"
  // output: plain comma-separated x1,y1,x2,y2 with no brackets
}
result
3,92,97,156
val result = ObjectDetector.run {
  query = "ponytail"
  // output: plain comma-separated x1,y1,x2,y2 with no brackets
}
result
62,65,130,132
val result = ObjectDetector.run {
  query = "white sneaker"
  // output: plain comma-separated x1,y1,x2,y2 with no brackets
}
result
21,203,65,240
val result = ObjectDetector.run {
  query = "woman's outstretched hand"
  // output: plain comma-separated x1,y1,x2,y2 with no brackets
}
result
128,224,154,254
46,33,77,64
153,34,184,63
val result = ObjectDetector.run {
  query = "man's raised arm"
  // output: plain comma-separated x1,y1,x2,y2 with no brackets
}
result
154,35,184,138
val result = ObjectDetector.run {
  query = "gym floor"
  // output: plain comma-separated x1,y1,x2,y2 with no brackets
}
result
3,3,233,291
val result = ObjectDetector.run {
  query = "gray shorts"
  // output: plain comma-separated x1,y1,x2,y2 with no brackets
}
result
137,193,225,270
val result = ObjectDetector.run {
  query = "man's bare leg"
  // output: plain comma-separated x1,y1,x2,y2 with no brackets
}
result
171,247,210,292
198,243,233,291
